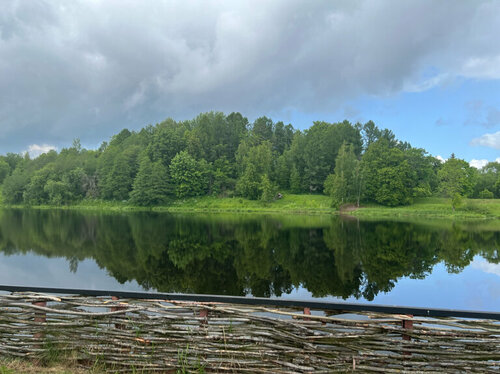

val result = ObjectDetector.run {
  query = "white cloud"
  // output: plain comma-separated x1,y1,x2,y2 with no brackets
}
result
460,55,500,80
26,144,57,158
471,258,500,277
469,159,489,169
436,155,446,163
470,131,500,149
403,73,450,93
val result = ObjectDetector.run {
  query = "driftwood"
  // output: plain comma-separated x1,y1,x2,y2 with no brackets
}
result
0,292,498,372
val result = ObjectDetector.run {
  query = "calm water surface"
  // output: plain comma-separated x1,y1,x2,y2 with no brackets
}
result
0,208,499,311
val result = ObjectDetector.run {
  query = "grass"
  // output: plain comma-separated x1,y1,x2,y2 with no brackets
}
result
166,193,333,214
0,357,164,374
2,194,500,220
5,193,335,215
350,197,500,219
0,358,86,374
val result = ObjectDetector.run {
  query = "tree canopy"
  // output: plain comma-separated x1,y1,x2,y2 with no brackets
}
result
0,111,492,208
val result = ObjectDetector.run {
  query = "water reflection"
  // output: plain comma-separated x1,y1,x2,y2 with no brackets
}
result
0,209,498,300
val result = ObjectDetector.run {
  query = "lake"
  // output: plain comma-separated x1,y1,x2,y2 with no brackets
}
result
0,208,499,311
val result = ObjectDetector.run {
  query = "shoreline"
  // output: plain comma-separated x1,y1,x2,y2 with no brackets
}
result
1,195,499,220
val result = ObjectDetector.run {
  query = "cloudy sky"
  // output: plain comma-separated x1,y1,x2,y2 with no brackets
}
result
1,0,499,164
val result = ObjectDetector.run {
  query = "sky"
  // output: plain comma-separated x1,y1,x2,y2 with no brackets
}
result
1,0,499,165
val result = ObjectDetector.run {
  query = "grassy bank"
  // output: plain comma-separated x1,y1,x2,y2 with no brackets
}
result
2,195,500,219
350,197,500,219
4,194,335,215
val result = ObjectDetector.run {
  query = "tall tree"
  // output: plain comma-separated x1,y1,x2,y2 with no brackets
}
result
251,116,274,143
236,141,273,199
324,142,360,207
170,151,208,198
438,157,476,199
0,160,10,184
130,155,170,206
361,139,414,206
101,147,140,200
302,121,362,192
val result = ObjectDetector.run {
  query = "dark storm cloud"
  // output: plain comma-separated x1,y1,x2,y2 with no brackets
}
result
1,0,500,152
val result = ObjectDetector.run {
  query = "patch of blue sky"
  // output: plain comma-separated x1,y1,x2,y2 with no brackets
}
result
283,255,500,312
276,76,499,163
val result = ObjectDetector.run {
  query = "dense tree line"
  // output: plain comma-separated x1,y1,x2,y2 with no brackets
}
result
1,112,499,207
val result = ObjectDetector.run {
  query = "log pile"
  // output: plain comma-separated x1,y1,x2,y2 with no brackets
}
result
0,292,499,372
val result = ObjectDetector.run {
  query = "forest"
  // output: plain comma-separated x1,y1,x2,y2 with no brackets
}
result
0,111,498,208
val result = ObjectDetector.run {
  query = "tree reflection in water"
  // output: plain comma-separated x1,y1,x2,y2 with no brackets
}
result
0,209,498,300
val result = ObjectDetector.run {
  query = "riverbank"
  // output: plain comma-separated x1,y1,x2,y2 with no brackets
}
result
4,194,335,215
2,195,499,219
350,197,500,220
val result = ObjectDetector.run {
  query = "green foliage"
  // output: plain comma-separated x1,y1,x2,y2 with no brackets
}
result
479,189,494,199
147,119,187,166
260,174,275,203
0,160,9,183
170,151,208,198
324,142,361,207
210,157,236,196
301,120,362,192
323,174,335,197
236,141,273,200
474,161,499,198
2,169,30,204
375,161,413,206
1,153,23,172
251,116,274,143
23,165,54,204
130,155,171,206
438,157,476,198
44,180,72,205
289,165,302,193
451,192,463,211
236,163,261,200
361,139,414,206
0,111,486,209
275,153,290,189
101,147,140,201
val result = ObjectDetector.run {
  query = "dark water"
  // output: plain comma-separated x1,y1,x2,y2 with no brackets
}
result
0,208,499,311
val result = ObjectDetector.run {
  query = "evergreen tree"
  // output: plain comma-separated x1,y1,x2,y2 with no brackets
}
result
0,160,9,183
130,156,170,206
289,165,301,193
260,174,275,202
324,142,359,207
275,154,290,189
